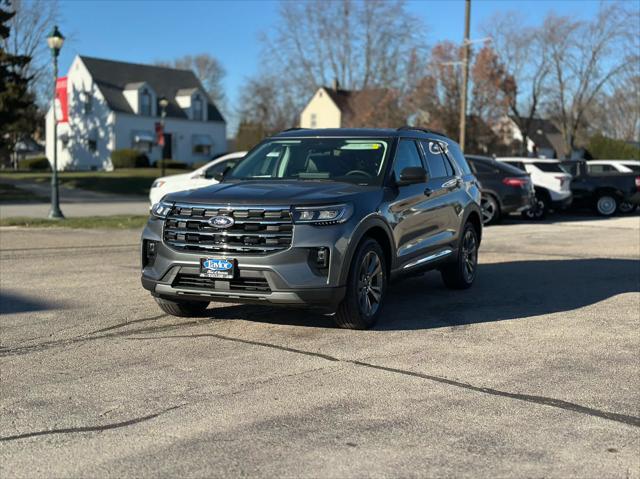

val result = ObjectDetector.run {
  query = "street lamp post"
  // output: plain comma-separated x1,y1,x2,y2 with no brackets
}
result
159,96,169,178
47,25,65,219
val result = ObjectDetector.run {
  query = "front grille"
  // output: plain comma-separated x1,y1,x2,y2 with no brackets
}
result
163,204,293,255
173,273,271,293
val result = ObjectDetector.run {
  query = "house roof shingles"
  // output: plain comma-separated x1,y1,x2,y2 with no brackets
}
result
80,56,225,123
323,87,391,126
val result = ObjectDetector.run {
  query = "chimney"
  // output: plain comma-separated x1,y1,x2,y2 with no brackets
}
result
332,78,339,91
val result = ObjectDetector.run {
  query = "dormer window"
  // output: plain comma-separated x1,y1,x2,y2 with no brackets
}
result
140,89,151,116
193,96,203,121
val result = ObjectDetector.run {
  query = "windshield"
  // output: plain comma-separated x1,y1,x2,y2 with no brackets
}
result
227,138,390,185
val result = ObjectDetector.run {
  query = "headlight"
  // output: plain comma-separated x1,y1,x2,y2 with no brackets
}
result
151,180,166,189
292,204,353,225
150,201,173,219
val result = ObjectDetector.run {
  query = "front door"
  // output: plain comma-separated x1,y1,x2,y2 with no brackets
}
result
162,133,172,159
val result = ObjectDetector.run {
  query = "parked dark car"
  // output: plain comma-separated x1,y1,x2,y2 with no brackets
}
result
561,160,640,216
142,127,483,329
466,155,535,224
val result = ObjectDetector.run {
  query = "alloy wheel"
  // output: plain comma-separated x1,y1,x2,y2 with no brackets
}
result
357,251,384,317
461,229,478,283
618,201,635,214
597,196,617,216
525,199,545,219
481,196,497,224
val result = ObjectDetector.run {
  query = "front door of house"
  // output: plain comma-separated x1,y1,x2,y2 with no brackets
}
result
162,133,172,159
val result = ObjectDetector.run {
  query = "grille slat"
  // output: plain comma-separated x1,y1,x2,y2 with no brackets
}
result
164,204,293,255
173,273,271,293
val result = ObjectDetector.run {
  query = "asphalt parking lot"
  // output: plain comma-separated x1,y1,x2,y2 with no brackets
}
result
1,214,639,478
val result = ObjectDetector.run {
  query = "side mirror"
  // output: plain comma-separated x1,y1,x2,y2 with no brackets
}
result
212,166,232,182
397,166,427,185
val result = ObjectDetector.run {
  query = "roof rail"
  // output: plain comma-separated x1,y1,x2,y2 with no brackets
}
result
397,126,448,138
280,127,307,132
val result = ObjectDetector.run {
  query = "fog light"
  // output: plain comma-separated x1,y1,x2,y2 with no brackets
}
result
147,240,156,257
143,240,157,268
316,247,329,268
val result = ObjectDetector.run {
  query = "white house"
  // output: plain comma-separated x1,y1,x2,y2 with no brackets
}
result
46,55,226,170
492,115,565,159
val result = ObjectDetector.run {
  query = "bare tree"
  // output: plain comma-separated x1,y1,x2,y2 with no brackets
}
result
483,12,550,156
237,75,298,136
1,0,59,108
260,0,427,109
543,1,639,155
588,72,640,141
156,53,226,109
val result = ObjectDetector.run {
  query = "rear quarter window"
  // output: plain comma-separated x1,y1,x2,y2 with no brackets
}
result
443,140,472,175
533,162,564,173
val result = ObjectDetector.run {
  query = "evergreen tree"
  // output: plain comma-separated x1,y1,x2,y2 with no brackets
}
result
0,5,38,165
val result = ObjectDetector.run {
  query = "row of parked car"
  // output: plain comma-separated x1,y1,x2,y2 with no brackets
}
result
467,156,640,224
149,149,640,226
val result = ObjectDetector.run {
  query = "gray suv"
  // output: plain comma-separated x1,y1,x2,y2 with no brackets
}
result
141,127,483,329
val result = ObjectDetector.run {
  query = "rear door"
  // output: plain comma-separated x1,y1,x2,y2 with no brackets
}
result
418,140,463,249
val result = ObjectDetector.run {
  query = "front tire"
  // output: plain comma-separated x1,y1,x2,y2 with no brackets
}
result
595,194,618,216
335,238,387,330
441,222,479,290
481,194,501,225
618,201,637,214
154,297,210,317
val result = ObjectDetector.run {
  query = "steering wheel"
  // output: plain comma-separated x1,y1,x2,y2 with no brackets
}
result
345,169,373,179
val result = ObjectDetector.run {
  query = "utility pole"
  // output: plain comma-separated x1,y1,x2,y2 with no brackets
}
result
459,0,471,152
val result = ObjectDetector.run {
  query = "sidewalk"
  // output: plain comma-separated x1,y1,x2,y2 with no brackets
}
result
0,178,150,218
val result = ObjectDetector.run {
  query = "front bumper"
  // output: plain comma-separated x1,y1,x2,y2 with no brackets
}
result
141,215,353,311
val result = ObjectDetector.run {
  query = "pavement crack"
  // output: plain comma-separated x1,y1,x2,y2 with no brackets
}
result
348,360,640,429
129,332,640,429
83,314,168,336
127,333,341,362
0,405,182,442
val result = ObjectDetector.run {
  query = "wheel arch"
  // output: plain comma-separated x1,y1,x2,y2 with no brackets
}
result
338,215,395,285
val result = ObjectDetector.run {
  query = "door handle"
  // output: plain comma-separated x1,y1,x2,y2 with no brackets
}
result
424,187,433,196
441,178,459,189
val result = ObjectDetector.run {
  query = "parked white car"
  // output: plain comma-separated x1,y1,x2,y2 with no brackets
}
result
149,151,246,205
586,160,640,174
496,157,572,219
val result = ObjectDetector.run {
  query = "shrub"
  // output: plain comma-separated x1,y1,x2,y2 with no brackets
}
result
111,149,150,168
192,161,210,169
588,134,640,160
155,159,189,169
19,156,51,171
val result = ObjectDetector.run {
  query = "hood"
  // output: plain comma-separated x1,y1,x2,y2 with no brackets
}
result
164,180,379,206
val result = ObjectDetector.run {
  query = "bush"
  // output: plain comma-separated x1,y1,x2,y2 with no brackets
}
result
192,161,210,169
155,159,189,169
111,149,150,168
588,134,640,160
19,156,51,171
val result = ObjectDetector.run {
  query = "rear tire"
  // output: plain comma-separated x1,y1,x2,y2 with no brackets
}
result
441,222,478,290
335,238,387,330
595,194,618,216
155,297,210,317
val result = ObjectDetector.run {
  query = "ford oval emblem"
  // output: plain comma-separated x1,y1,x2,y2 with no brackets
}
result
209,215,235,229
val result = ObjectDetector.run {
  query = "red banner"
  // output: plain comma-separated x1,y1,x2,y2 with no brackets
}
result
155,122,164,146
55,77,68,123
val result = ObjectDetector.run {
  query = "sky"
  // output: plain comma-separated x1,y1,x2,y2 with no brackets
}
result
55,0,609,130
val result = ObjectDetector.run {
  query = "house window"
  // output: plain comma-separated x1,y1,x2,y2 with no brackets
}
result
310,113,317,128
84,92,92,114
193,96,203,121
140,89,151,116
193,144,211,155
88,138,97,153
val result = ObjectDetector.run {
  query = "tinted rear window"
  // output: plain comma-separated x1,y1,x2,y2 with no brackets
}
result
534,162,564,173
624,163,640,172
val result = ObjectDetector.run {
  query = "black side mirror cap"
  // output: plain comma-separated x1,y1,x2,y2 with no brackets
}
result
397,166,427,185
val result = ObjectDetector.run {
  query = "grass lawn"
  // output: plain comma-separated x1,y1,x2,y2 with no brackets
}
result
0,183,46,203
0,215,149,229
0,168,188,196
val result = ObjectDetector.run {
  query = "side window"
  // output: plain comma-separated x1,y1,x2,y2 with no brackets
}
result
393,140,424,181
473,161,499,174
205,159,237,178
420,140,448,178
441,152,456,176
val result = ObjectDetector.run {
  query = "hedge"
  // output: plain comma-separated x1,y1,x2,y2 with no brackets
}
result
588,134,640,160
18,156,51,171
111,149,150,168
155,159,189,169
